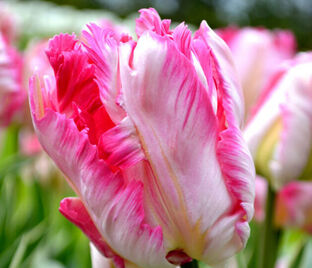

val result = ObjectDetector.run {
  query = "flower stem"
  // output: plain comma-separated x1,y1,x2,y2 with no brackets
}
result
181,260,199,268
258,184,281,268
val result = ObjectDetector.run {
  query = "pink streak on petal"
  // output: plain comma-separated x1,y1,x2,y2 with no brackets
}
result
172,23,192,59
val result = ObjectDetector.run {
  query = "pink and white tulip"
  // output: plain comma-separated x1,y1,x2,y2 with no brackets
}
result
244,53,312,190
29,9,255,267
0,33,25,126
217,27,296,120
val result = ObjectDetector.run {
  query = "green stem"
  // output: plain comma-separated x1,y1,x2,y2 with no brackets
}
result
181,260,199,268
289,237,307,268
258,184,281,268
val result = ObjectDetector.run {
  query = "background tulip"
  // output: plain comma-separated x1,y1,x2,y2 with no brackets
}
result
275,182,312,233
253,176,312,234
29,8,255,267
0,33,25,126
0,3,19,43
217,27,296,120
244,53,312,190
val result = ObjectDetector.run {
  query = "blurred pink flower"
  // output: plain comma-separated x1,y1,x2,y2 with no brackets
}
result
275,182,312,234
0,3,18,43
253,176,312,234
217,27,296,119
29,9,254,267
0,33,25,126
19,130,42,155
244,53,312,189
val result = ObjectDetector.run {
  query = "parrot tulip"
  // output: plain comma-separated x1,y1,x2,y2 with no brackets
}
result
217,27,296,120
244,53,312,190
29,9,255,267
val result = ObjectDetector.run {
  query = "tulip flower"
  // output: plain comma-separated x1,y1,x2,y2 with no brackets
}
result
244,53,312,190
253,176,312,234
0,3,18,43
275,182,312,234
217,27,296,120
29,8,255,267
0,33,25,126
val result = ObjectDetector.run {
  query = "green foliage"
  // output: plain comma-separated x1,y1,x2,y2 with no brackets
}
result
0,127,91,268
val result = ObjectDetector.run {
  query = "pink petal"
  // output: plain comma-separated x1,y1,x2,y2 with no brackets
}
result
193,21,255,256
98,116,146,169
172,23,192,59
194,21,244,128
90,243,125,268
29,84,173,268
45,34,115,145
46,34,101,116
119,28,254,263
217,27,296,119
82,24,127,123
244,53,312,189
271,61,312,188
136,8,172,38
202,213,247,265
59,197,121,261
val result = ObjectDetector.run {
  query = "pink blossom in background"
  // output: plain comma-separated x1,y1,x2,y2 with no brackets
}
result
0,33,25,126
244,53,312,190
19,130,42,156
217,27,296,120
253,177,312,234
275,182,312,234
29,9,255,267
0,3,19,44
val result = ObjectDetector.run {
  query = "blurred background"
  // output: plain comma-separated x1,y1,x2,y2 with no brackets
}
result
14,0,312,50
1,0,312,268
